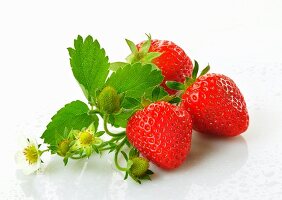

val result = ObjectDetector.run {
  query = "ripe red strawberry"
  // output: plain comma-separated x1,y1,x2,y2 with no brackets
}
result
181,73,249,137
126,35,193,95
126,101,192,169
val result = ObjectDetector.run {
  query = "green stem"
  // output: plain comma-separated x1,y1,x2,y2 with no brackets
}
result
99,146,114,151
39,149,49,156
70,154,87,159
114,138,128,171
103,114,126,137
88,109,100,115
98,136,124,149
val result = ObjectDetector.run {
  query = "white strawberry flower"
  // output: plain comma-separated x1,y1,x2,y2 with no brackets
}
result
15,137,42,175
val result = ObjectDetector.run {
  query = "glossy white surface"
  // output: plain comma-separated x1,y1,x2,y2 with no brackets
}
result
1,0,282,199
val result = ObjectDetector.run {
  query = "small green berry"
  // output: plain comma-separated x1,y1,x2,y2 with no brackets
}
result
130,157,149,178
97,86,121,114
57,139,71,157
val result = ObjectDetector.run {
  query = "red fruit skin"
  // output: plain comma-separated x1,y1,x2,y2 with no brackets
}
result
126,101,192,170
181,73,249,137
137,40,193,95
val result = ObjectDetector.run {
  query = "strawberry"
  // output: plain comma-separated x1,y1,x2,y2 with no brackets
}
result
181,71,249,137
126,101,192,169
125,35,193,95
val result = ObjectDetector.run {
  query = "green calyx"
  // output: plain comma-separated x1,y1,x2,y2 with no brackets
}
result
140,86,182,107
166,60,211,92
125,34,162,65
57,139,71,157
97,86,121,114
115,147,154,184
130,157,149,178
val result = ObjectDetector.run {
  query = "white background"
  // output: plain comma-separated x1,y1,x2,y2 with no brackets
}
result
1,0,282,199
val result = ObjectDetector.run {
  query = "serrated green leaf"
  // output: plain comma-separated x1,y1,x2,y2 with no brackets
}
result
68,35,110,104
41,100,97,152
106,63,163,99
110,109,137,128
109,62,128,72
121,97,141,109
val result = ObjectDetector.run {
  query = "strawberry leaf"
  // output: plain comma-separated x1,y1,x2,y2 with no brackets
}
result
121,97,141,109
68,35,110,105
110,62,128,72
41,100,98,152
106,63,163,100
110,109,137,128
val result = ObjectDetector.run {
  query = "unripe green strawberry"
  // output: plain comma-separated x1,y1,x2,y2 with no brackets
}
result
57,139,71,157
97,86,121,114
130,157,149,178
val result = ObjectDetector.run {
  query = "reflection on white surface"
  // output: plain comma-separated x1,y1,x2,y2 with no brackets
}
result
125,134,248,200
14,133,248,200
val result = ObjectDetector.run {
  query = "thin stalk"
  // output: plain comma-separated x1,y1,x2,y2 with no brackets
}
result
114,138,128,171
98,136,124,149
71,154,87,159
39,149,49,156
103,114,126,137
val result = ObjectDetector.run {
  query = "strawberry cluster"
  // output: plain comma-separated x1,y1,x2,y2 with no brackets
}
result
125,36,249,170
17,34,249,184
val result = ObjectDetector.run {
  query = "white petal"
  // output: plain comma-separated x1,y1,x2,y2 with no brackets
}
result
28,138,38,148
15,142,41,175
15,151,28,168
17,136,39,149
22,163,41,175
17,136,29,149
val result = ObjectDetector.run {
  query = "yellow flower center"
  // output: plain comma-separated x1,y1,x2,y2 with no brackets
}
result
79,131,93,146
23,145,38,165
